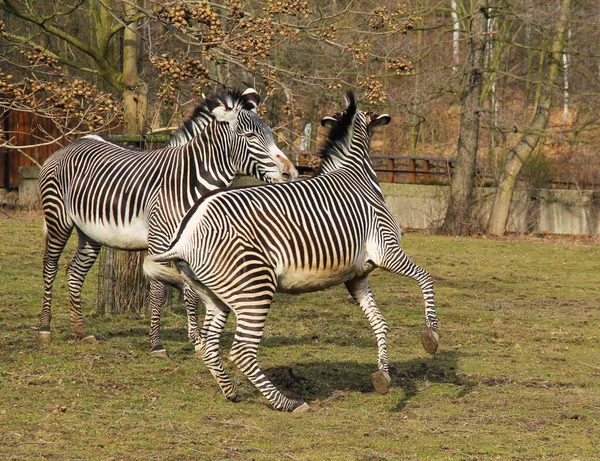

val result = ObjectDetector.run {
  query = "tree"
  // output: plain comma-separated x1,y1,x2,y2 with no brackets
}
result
486,0,571,236
440,0,488,235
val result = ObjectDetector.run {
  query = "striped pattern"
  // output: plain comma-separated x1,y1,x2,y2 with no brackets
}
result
38,88,297,351
165,105,213,148
144,92,439,411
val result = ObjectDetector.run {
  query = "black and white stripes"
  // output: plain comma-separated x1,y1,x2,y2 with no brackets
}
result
144,91,439,411
37,88,297,352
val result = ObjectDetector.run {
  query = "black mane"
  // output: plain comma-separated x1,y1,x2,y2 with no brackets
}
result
167,88,249,147
317,91,358,160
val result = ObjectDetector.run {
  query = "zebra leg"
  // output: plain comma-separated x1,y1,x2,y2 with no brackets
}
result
182,284,203,350
345,276,391,395
39,216,74,342
188,292,231,357
66,231,102,341
229,306,308,413
380,246,439,354
200,306,238,401
148,276,169,358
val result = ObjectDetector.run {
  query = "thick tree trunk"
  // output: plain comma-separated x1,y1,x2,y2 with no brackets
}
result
440,0,488,235
486,0,570,236
122,1,147,136
100,1,149,316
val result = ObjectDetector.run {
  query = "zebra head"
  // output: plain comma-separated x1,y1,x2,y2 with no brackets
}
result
206,88,298,183
318,91,391,172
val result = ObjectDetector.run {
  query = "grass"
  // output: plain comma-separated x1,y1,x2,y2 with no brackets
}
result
0,211,599,460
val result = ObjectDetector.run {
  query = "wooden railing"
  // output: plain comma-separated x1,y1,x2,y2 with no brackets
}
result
292,152,456,184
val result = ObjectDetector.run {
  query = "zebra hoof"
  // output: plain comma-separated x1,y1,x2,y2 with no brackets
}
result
151,348,169,359
225,392,241,403
372,370,391,395
291,402,310,413
36,330,52,343
80,335,98,344
420,329,439,354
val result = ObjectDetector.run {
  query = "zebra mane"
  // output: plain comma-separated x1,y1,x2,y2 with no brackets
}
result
316,90,358,162
166,88,254,148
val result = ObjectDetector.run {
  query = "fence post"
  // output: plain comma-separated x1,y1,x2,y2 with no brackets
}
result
409,158,417,182
387,157,395,183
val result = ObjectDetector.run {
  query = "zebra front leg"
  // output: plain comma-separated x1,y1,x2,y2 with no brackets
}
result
345,276,391,395
66,232,102,342
380,246,439,354
229,308,308,412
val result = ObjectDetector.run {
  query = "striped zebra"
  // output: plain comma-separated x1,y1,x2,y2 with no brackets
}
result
38,88,297,356
143,91,439,412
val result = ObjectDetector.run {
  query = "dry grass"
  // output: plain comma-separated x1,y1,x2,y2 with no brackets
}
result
1,211,599,460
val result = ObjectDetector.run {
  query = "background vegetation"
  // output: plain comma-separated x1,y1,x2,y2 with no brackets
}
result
1,0,600,235
1,212,599,460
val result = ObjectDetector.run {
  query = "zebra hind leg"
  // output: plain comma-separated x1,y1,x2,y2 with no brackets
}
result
380,246,439,354
66,231,102,342
345,276,391,395
229,307,308,413
200,306,239,401
148,278,169,358
38,215,74,343
182,284,204,352
190,294,230,358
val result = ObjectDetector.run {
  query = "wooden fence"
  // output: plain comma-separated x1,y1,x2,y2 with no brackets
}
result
292,152,456,184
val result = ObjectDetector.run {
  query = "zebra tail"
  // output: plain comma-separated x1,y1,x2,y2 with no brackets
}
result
42,218,48,255
143,257,185,289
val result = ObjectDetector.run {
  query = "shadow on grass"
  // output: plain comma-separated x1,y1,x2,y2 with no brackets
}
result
264,350,476,411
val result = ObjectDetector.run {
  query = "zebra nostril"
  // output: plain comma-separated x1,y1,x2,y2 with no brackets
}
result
282,172,291,181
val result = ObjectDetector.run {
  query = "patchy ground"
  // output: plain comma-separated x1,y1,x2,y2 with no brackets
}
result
1,211,599,460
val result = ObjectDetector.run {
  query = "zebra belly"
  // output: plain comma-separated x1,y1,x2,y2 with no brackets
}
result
276,266,367,293
73,216,149,250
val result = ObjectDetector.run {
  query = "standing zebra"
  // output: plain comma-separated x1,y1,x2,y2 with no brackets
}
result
143,91,439,412
38,88,297,356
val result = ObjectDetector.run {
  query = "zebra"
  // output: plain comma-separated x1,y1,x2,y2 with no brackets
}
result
164,103,213,148
38,88,298,357
143,91,439,412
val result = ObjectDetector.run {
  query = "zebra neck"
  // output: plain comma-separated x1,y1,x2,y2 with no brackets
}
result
184,126,236,192
320,155,383,200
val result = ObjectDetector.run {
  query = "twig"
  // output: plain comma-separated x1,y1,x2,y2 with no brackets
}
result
578,360,600,371
77,363,89,386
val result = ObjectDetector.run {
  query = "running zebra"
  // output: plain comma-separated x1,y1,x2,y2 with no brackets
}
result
143,91,439,412
38,88,297,356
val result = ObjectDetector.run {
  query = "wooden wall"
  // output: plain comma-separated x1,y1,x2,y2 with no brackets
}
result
0,110,63,189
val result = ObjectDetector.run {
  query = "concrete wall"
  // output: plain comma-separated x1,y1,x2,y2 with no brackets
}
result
381,183,600,236
18,166,41,208
13,168,600,236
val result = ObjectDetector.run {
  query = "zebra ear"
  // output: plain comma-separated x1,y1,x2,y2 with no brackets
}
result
320,114,339,128
368,113,391,131
241,88,261,113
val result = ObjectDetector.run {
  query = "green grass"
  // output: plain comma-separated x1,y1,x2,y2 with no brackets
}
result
1,211,599,460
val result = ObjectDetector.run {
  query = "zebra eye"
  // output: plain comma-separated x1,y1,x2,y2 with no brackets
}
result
243,132,257,139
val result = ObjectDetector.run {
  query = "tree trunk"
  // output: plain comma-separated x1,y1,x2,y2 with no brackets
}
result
122,1,147,135
440,0,488,235
486,0,570,236
100,0,149,316
450,0,461,72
